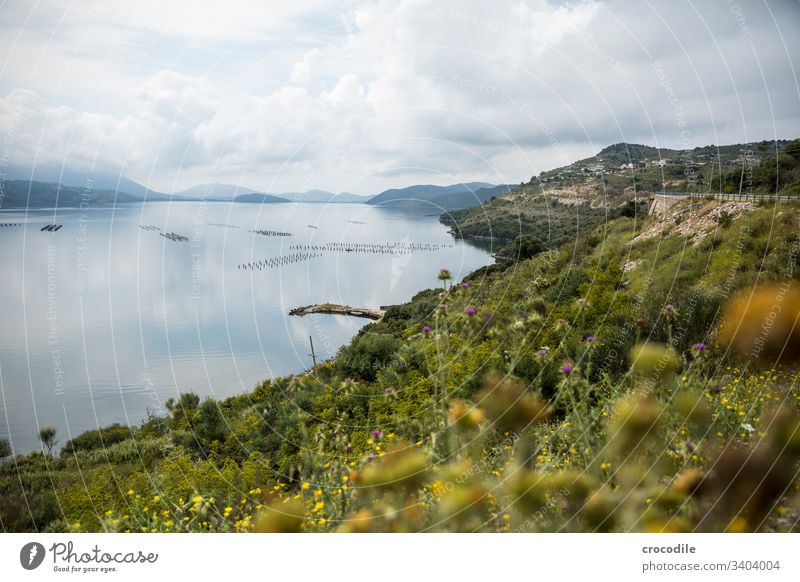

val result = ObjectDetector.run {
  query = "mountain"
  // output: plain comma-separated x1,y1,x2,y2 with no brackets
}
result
4,165,163,198
366,182,501,210
0,180,170,208
279,190,367,203
233,193,291,204
174,183,261,200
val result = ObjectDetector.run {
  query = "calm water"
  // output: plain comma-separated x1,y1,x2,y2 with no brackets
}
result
0,201,493,453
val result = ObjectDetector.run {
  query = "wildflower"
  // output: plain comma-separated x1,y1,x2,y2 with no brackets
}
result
464,306,477,316
537,348,549,357
461,282,470,289
372,429,382,439
561,363,573,376
448,399,485,430
629,342,679,382
252,499,305,533
692,342,707,353
664,303,675,314
437,303,447,311
437,269,452,281
479,373,551,433
586,335,595,343
384,386,394,394
421,325,431,334
359,442,428,492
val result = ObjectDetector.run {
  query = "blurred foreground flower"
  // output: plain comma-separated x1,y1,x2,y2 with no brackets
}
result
718,282,800,363
479,373,551,433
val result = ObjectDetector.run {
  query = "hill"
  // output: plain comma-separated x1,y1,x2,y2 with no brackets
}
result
443,139,800,251
4,165,163,198
366,182,502,210
233,193,291,204
531,139,799,195
0,180,171,209
174,183,262,200
280,190,367,203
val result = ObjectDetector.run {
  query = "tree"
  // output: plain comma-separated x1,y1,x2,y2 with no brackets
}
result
0,437,12,460
500,234,544,261
38,426,57,456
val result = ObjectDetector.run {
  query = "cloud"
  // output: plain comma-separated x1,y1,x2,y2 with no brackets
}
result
0,0,798,193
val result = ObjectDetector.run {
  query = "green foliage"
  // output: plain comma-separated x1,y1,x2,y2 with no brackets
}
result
37,426,57,456
63,423,134,455
0,438,11,460
335,332,402,381
499,234,544,261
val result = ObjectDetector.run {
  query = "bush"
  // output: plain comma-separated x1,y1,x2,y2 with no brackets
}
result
499,234,544,261
63,423,134,455
336,333,402,381
0,438,11,460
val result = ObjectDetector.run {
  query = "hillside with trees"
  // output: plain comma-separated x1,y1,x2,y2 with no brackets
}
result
2,188,798,533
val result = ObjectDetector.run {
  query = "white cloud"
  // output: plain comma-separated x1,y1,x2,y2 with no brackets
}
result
0,0,798,193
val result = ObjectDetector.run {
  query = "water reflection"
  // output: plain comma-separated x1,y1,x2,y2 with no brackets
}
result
0,201,493,453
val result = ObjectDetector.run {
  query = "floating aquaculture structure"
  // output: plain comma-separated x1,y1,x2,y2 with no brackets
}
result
0,223,22,227
287,241,452,255
250,229,293,237
238,240,452,272
139,224,163,231
160,232,189,242
345,219,367,225
40,224,62,231
238,252,324,271
381,216,427,222
208,222,240,228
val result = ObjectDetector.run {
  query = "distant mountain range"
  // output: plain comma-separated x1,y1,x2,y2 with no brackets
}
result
1,165,502,210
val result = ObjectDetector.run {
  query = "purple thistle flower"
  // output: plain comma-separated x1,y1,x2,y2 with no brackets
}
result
538,349,548,357
586,335,595,343
421,325,431,334
437,303,447,311
692,342,707,352
664,303,674,314
561,364,573,376
384,387,394,394
372,429,382,439
464,306,477,316
461,282,470,289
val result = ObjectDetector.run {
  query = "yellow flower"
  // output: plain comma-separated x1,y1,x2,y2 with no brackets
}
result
313,501,325,513
191,495,203,503
301,482,310,490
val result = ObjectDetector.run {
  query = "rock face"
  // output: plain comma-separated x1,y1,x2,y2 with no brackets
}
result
288,303,386,320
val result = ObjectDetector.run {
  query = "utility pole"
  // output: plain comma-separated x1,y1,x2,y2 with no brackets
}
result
308,335,317,373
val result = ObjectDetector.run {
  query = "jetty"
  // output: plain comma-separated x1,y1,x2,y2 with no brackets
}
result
289,303,387,321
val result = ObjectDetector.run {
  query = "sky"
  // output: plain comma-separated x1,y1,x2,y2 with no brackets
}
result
0,0,798,195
